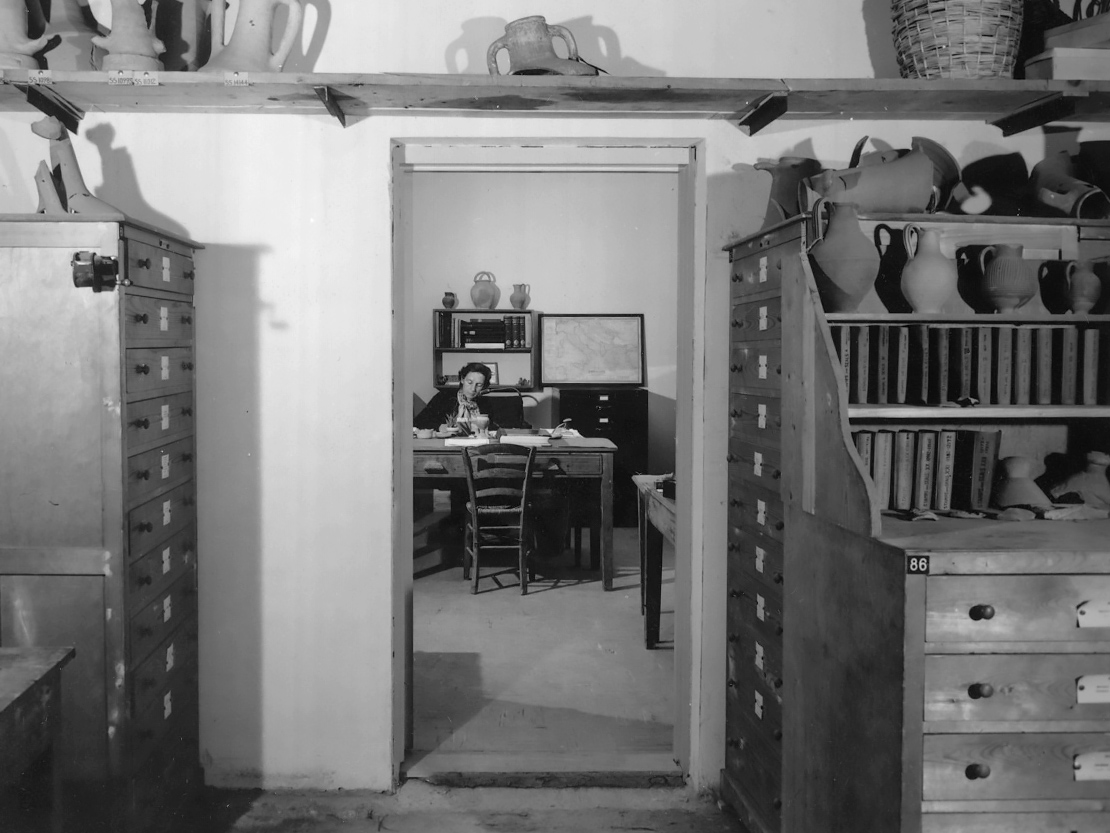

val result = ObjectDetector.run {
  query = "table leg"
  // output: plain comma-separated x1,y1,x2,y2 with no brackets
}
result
637,490,648,614
600,454,614,591
644,523,663,649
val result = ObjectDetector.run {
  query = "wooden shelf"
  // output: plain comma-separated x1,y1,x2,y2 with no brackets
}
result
3,70,1110,133
848,405,1110,419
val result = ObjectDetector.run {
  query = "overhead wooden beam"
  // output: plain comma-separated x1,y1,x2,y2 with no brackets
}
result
735,91,788,136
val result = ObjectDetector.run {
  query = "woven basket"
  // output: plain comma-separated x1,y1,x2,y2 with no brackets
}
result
892,0,1025,79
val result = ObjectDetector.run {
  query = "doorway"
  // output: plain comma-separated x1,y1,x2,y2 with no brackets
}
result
391,138,705,784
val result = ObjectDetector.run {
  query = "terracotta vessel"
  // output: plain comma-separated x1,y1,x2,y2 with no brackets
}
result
200,0,303,73
1050,451,1110,509
900,225,957,313
0,0,50,68
92,0,165,71
487,15,597,76
31,116,119,215
993,456,1052,509
978,244,1037,313
510,283,531,310
1030,150,1110,220
470,271,500,309
807,198,880,313
754,156,822,225
41,0,99,70
442,291,458,310
805,147,939,213
1065,260,1103,314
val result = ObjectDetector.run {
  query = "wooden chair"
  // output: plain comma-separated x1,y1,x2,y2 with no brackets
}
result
461,443,537,594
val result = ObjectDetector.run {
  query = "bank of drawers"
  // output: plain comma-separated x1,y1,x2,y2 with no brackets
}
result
915,562,1110,832
414,450,603,480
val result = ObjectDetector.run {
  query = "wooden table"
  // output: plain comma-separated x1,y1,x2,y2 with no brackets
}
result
633,475,676,649
414,437,617,589
1,646,76,833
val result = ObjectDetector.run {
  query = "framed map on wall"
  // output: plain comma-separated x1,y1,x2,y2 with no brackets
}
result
538,314,645,387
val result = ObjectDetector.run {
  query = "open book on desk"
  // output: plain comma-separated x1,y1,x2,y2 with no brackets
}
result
444,437,490,447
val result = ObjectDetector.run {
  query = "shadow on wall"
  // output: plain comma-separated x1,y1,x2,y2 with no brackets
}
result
861,0,901,78
446,16,664,76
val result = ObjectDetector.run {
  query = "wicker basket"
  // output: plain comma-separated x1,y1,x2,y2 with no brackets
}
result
892,0,1025,79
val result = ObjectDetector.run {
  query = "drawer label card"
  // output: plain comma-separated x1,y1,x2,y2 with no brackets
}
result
756,593,766,621
758,354,768,380
163,595,172,622
758,256,767,283
162,499,172,526
1074,751,1110,780
161,404,170,430
755,546,765,574
759,306,768,331
757,499,767,526
162,547,171,574
757,403,767,429
753,451,763,477
754,690,764,718
1077,600,1110,628
755,641,764,670
162,256,171,283
166,642,175,672
164,690,173,719
1077,674,1110,704
159,306,169,331
160,355,170,381
161,454,170,480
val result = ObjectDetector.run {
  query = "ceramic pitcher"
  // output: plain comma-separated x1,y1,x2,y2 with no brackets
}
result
510,284,531,310
0,0,50,68
978,244,1036,313
900,225,957,313
487,15,597,76
91,0,165,71
807,198,880,313
1066,260,1102,314
200,0,303,73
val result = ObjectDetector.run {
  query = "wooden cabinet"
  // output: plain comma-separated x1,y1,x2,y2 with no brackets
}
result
0,216,202,831
432,308,538,391
723,213,1110,833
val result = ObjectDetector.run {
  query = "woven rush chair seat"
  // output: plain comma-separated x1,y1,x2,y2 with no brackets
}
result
461,443,538,594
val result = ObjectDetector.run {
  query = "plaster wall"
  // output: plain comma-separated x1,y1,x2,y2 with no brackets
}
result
0,0,1107,794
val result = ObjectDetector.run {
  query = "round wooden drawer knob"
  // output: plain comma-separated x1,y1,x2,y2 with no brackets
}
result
968,682,995,699
965,763,991,780
969,604,995,621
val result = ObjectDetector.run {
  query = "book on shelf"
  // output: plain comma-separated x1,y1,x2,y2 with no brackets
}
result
1013,327,1033,405
1061,325,1080,405
871,430,894,510
853,430,873,475
1082,327,1101,405
1034,326,1054,405
934,430,957,511
892,430,916,510
932,326,950,404
894,325,910,404
976,326,993,405
854,326,871,404
950,429,1002,512
913,430,936,511
834,325,852,401
875,325,890,404
909,324,930,405
995,326,1013,405
954,326,974,401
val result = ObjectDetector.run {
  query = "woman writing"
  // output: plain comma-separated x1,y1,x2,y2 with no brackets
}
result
414,362,496,435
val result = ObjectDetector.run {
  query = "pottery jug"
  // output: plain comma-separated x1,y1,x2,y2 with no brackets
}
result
487,15,597,76
0,0,50,68
805,148,939,214
91,0,165,71
900,225,957,313
510,283,531,310
807,198,880,313
754,156,823,226
978,244,1037,313
993,456,1052,509
200,0,303,73
442,291,458,310
41,0,99,70
470,271,500,309
1050,450,1110,509
1065,260,1103,314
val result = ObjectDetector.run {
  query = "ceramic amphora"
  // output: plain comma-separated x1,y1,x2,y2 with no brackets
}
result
1066,260,1103,314
442,291,458,310
470,272,500,309
805,148,939,214
807,198,880,313
510,284,531,310
1030,150,1110,220
200,0,303,73
900,225,957,313
91,0,165,71
0,0,50,68
487,15,597,76
978,244,1037,313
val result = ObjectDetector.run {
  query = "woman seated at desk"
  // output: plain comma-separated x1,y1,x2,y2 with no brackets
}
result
414,362,498,435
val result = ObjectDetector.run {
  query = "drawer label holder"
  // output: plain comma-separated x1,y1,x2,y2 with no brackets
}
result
1077,674,1110,704
1074,751,1110,781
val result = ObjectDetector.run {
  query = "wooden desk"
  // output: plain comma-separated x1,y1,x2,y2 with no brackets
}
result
414,438,617,590
633,475,676,649
1,646,76,833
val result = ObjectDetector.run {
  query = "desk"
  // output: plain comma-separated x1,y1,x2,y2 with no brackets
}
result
1,646,76,833
414,438,616,590
633,475,676,649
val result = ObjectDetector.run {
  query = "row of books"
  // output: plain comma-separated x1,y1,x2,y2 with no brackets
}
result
851,428,1001,512
830,323,1104,407
434,314,531,349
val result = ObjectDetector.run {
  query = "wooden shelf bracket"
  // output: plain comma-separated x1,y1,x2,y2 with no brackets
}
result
313,85,347,127
14,80,84,134
734,91,788,135
991,90,1083,137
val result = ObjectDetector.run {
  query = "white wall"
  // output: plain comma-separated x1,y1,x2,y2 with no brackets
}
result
2,0,1109,794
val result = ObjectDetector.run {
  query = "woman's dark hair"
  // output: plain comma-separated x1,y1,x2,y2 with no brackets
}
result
458,362,492,388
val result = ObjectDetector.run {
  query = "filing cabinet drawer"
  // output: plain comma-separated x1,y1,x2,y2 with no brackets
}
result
128,481,196,556
727,576,784,646
414,453,465,479
727,482,785,543
730,343,782,394
124,295,194,344
126,437,195,506
727,617,785,693
724,723,783,833
130,726,200,832
728,437,782,492
132,617,198,716
926,576,1110,643
925,654,1110,724
731,297,782,343
729,393,782,446
125,347,195,396
923,733,1110,800
131,676,198,770
728,525,785,592
128,527,196,604
125,391,195,453
127,240,195,296
729,222,799,294
129,568,197,665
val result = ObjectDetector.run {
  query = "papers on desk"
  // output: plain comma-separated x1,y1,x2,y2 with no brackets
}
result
444,437,490,447
499,434,550,446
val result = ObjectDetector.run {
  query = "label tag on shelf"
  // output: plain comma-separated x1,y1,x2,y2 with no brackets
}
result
1074,751,1110,781
162,256,171,282
1077,600,1110,629
1077,674,1110,704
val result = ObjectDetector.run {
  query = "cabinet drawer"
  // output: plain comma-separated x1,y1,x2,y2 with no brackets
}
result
130,727,200,833
728,525,785,591
535,454,602,476
728,438,782,492
727,577,784,647
729,393,782,445
926,576,1110,643
730,343,782,395
921,811,1110,832
925,654,1110,723
414,453,465,479
128,482,196,556
729,223,799,292
725,694,784,829
128,527,196,604
728,619,784,691
126,437,195,506
731,297,782,343
124,295,194,343
125,347,194,396
131,678,198,770
728,483,785,543
132,617,198,716
923,733,1110,800
126,241,195,296
125,391,195,453
129,568,198,665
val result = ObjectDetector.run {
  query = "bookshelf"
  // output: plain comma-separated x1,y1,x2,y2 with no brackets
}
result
431,308,538,390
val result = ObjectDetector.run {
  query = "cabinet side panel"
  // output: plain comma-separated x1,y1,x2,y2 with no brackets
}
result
782,509,906,832
0,246,120,547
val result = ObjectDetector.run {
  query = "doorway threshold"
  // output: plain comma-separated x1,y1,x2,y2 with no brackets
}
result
403,751,684,788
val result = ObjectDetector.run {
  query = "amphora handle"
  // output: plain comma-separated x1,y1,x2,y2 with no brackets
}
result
545,23,580,60
808,197,831,248
268,0,304,71
903,224,920,258
977,245,997,277
486,35,509,74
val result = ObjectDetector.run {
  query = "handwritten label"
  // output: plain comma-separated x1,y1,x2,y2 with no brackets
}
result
755,546,765,574
753,451,763,477
758,354,768,379
756,593,766,621
1078,600,1110,628
759,306,768,330
161,404,170,430
758,256,767,283
162,547,171,575
162,256,171,283
1074,751,1110,781
160,355,170,381
754,690,764,718
757,403,767,429
165,643,175,672
161,453,170,480
160,306,169,331
163,595,172,623
757,499,767,526
1078,674,1110,704
162,499,172,526
164,691,173,719
755,642,764,670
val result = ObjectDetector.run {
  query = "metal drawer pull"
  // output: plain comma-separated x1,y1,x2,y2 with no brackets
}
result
965,763,991,780
181,453,194,462
967,682,994,699
422,461,447,474
969,604,996,621
184,269,195,280
182,407,193,416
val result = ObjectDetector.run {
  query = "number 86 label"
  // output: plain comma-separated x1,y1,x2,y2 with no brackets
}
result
907,556,930,575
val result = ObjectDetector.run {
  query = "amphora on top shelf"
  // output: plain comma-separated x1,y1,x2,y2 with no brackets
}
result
487,15,597,76
807,198,880,313
200,0,304,73
0,0,50,68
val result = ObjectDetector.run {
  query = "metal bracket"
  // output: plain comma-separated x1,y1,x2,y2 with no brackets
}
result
72,252,120,293
14,81,84,134
991,91,1081,137
735,92,788,136
314,85,347,127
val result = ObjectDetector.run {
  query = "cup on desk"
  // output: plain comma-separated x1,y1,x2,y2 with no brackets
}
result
471,415,490,437
415,428,435,439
